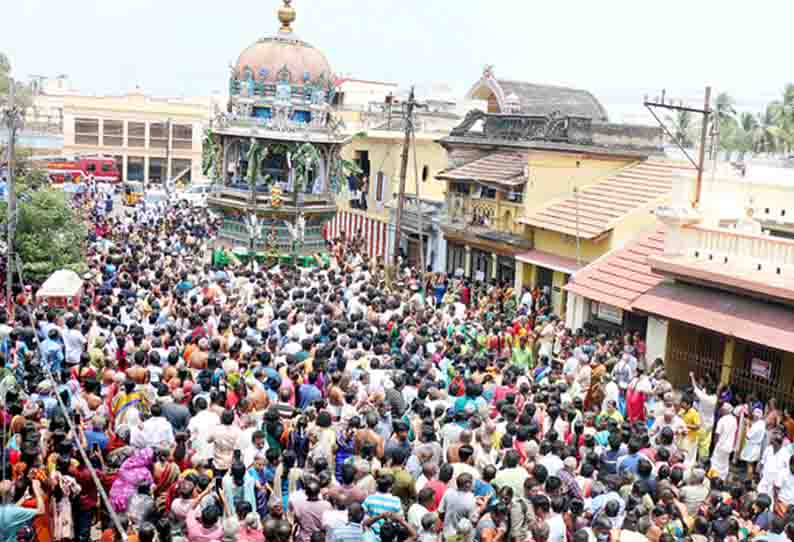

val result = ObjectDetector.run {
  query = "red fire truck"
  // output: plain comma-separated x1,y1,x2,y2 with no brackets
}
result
47,155,121,185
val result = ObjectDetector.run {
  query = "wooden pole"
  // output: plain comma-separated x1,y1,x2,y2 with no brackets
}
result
693,86,711,208
5,80,18,311
392,86,416,267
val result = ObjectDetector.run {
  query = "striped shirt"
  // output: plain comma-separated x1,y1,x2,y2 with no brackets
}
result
329,522,365,542
362,492,403,537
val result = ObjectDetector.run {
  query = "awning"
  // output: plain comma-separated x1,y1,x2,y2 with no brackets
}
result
633,281,794,354
515,249,584,275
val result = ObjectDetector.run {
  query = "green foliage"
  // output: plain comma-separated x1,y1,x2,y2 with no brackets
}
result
0,52,32,110
201,129,222,182
666,110,694,147
0,189,87,281
292,142,322,192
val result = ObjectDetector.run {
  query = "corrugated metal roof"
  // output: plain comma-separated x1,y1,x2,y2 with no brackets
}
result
437,151,527,187
564,226,666,310
633,281,794,354
519,161,688,239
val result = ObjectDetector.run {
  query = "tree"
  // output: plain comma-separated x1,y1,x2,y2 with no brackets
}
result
0,52,32,110
666,110,694,147
753,103,781,154
0,154,86,283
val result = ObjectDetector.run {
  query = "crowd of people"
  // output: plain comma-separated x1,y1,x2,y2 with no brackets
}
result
1,186,793,542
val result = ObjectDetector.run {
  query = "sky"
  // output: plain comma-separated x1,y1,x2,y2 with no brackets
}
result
4,0,794,123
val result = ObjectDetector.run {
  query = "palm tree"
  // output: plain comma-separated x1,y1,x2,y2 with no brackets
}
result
753,103,780,154
666,110,693,147
713,92,737,158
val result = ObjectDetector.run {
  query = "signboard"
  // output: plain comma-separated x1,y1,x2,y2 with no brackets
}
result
595,302,624,325
751,358,771,379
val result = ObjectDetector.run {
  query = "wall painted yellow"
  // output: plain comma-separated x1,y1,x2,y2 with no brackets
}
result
532,229,608,264
524,152,634,215
338,130,449,222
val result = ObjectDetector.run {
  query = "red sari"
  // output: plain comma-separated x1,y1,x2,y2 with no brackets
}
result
625,379,647,423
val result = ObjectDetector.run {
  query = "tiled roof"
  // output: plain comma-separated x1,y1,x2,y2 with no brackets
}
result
564,226,666,310
437,151,527,187
519,161,688,239
498,79,609,121
633,281,794,354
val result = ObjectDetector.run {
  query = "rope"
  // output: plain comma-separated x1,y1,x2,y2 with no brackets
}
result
14,263,129,541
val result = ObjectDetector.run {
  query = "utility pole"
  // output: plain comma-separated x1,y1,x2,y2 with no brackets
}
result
392,86,417,267
644,86,711,207
164,117,172,195
3,80,22,314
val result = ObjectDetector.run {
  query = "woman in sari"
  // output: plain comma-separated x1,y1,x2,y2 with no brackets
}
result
109,447,154,513
152,449,180,515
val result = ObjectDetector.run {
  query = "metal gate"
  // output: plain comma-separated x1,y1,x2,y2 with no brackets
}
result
666,322,725,387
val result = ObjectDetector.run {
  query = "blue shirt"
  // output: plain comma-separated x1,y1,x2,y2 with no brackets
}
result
363,492,403,538
85,430,109,451
297,384,321,409
0,505,38,542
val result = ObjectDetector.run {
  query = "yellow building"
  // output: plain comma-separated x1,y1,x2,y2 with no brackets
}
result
328,116,456,268
436,66,671,315
60,89,220,184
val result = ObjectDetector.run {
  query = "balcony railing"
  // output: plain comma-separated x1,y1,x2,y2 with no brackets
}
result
682,223,794,269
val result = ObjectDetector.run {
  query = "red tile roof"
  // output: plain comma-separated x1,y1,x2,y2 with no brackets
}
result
633,281,794,354
519,161,691,239
437,152,527,187
564,226,666,310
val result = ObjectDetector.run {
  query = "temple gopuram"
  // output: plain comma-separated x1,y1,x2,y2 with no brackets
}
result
205,0,351,261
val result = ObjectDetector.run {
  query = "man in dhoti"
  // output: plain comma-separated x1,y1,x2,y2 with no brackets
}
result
711,402,738,479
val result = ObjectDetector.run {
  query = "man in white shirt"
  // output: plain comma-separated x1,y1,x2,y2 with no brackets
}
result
140,403,175,448
63,317,87,366
774,454,794,511
187,397,220,461
712,402,738,479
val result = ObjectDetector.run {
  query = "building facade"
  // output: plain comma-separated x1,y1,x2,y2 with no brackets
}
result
566,165,794,404
60,90,214,185
436,66,666,315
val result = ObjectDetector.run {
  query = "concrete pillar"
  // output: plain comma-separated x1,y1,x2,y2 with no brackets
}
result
123,120,129,147
143,156,150,183
646,317,670,366
122,155,129,182
566,293,589,330
720,337,736,386
145,122,151,150
514,261,524,297
491,253,498,281
464,246,472,277
436,228,447,274
98,119,105,147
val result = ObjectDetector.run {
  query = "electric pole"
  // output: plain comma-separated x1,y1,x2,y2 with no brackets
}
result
644,86,711,207
3,80,23,313
392,86,417,267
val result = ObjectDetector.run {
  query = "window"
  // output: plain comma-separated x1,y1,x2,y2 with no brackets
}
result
128,122,145,148
172,124,193,150
149,122,168,149
87,163,96,173
422,165,429,182
149,158,165,183
479,187,497,199
101,164,111,172
75,118,99,145
103,120,123,147
375,171,385,202
451,182,470,195
171,159,192,184
127,156,144,181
